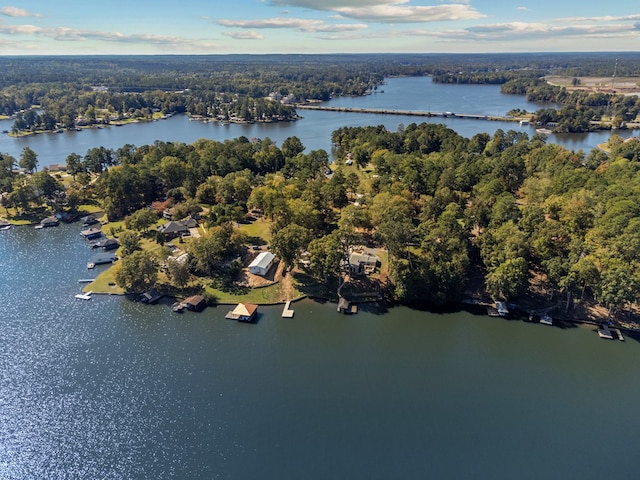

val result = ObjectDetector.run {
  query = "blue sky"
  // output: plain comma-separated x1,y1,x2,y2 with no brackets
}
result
0,1,638,55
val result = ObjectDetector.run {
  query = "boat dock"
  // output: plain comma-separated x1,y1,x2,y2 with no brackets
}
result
75,291,93,300
597,324,626,341
281,300,295,318
613,328,625,341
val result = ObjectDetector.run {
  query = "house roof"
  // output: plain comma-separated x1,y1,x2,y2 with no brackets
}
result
349,252,379,265
81,227,102,237
179,216,198,228
159,221,188,234
184,295,205,306
231,303,258,317
249,251,275,269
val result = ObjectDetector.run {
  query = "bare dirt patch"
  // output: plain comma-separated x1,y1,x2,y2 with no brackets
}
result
545,75,640,95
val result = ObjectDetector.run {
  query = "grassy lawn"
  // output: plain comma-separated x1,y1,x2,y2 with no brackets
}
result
237,218,273,243
87,267,124,294
203,282,287,305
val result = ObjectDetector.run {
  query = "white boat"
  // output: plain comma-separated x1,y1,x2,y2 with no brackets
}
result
495,301,509,317
0,224,11,231
540,314,553,326
75,291,93,300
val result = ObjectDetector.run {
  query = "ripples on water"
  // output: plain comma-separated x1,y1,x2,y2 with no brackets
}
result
0,225,212,478
2,223,640,479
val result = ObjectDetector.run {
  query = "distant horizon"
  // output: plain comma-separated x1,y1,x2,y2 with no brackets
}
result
0,1,638,55
1,51,639,57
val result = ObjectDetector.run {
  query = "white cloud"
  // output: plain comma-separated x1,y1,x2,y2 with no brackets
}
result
268,1,484,23
270,0,397,9
217,17,367,32
223,30,265,40
333,3,485,23
0,23,218,49
1,6,41,17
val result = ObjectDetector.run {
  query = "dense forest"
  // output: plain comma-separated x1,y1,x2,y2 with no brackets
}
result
3,119,640,318
2,53,639,134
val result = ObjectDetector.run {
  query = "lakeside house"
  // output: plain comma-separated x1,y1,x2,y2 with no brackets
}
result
225,303,258,322
248,251,275,276
158,220,189,240
158,216,199,240
346,250,380,275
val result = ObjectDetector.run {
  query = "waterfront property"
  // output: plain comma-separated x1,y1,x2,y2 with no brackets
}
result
39,216,60,228
182,295,206,312
158,220,189,240
346,249,380,276
80,227,103,240
87,253,118,269
139,289,163,304
225,302,258,322
248,252,275,277
96,238,119,251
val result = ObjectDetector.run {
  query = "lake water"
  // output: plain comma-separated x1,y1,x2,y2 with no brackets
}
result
0,77,636,168
2,77,640,479
2,216,640,479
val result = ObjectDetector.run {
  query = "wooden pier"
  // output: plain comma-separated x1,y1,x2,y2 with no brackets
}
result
613,328,625,341
281,300,295,318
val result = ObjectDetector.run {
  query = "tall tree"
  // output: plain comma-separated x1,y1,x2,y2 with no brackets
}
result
19,147,38,173
271,223,312,271
114,250,158,293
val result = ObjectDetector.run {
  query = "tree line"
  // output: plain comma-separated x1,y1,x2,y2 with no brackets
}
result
5,120,640,318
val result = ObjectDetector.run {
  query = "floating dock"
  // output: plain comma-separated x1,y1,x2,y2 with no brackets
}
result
613,328,625,341
281,300,294,318
74,291,93,300
597,325,614,339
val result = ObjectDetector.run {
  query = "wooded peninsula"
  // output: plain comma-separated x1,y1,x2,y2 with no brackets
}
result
2,53,640,325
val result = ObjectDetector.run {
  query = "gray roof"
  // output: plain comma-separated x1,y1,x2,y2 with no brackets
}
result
249,251,275,269
159,221,188,234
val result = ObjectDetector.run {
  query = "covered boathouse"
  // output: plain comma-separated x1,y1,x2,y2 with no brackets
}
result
225,303,258,322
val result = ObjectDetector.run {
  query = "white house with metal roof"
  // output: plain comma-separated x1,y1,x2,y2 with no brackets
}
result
248,251,275,276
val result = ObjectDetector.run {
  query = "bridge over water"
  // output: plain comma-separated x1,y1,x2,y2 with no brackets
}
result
294,104,520,123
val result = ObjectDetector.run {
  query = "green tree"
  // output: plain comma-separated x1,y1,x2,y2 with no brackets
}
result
271,223,312,271
114,250,158,293
19,147,38,173
308,232,347,283
125,208,159,233
486,257,529,300
166,256,191,287
119,230,141,257
281,136,305,158
65,153,84,177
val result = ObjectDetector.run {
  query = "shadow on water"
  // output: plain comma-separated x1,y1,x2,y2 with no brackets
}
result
354,301,390,315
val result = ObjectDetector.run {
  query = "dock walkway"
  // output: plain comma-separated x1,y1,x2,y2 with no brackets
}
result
282,300,294,318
